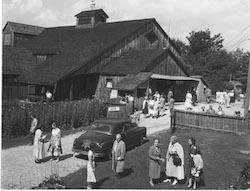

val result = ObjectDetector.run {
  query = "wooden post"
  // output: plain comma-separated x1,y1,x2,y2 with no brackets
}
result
244,58,250,117
69,79,74,101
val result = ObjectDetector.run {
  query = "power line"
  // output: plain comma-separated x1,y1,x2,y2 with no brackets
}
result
224,25,250,46
226,29,250,51
227,37,250,52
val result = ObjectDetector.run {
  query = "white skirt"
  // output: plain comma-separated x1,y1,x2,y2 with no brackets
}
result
87,162,96,183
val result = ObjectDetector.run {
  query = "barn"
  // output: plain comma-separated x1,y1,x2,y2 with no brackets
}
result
2,9,209,102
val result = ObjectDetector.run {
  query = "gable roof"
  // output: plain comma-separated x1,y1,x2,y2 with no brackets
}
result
230,80,243,87
75,9,109,18
3,21,45,35
113,72,152,91
102,49,166,75
3,46,37,80
16,18,155,85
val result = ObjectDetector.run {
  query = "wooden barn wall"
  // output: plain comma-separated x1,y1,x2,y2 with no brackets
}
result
95,75,124,99
3,85,28,100
2,24,14,46
73,21,183,76
145,54,186,76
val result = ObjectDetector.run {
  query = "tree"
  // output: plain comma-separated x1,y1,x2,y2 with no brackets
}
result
186,29,224,55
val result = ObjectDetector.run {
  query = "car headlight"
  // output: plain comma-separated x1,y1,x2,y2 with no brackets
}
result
96,143,103,148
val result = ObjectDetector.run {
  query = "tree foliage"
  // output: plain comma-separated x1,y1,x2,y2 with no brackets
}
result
173,29,249,92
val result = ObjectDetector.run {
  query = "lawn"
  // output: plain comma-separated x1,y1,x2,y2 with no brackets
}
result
61,127,250,189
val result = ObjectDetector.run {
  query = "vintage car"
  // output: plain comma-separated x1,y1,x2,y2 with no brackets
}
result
72,118,147,158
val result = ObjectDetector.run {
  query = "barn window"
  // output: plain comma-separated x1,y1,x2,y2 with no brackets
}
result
37,55,47,64
78,17,91,25
145,31,158,44
4,34,11,45
28,85,36,95
106,78,113,88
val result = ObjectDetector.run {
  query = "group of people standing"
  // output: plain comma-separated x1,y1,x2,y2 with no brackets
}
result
142,90,175,118
149,136,205,189
29,115,62,163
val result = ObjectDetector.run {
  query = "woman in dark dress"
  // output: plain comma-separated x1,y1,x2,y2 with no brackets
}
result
187,137,205,188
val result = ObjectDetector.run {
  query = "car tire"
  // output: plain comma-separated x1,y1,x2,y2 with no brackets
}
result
139,136,144,146
108,151,112,160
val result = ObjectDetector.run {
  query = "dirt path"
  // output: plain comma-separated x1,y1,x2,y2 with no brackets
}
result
1,101,245,189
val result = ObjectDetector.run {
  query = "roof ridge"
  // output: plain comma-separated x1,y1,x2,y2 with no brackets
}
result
6,21,45,29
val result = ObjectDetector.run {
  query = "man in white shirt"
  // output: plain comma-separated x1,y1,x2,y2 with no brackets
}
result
46,90,53,103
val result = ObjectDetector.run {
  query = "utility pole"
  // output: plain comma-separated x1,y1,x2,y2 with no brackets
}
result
244,58,250,117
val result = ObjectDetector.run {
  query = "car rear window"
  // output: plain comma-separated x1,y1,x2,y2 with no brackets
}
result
91,123,111,134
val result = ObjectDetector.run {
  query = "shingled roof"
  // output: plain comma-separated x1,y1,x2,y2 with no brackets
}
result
113,72,153,91
3,21,45,35
16,18,155,85
102,49,166,75
3,46,37,81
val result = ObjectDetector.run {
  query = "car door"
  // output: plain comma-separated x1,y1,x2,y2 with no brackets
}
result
122,122,137,148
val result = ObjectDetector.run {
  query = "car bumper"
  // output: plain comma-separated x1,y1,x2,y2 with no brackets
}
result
72,148,106,157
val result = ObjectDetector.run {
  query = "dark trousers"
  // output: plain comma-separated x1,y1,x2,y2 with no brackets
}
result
29,131,35,144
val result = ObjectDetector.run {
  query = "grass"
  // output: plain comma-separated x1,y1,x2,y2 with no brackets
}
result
61,127,250,189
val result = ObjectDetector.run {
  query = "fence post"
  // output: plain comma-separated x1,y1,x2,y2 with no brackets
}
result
170,110,176,134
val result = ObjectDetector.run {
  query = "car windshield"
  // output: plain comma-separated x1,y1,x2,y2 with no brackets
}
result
91,123,112,135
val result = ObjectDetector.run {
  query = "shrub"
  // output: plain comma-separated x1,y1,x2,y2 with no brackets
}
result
233,158,250,189
2,99,108,139
32,174,65,189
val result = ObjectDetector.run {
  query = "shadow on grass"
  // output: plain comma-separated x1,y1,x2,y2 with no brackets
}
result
120,168,134,178
60,154,73,161
94,177,110,189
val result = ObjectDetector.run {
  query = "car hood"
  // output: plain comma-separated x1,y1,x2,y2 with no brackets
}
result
76,130,113,144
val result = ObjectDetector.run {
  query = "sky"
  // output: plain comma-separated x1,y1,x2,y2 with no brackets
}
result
2,0,250,52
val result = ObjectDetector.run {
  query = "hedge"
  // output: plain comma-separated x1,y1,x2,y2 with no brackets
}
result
2,99,107,138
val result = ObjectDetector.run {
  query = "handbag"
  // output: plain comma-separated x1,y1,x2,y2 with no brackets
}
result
172,154,182,166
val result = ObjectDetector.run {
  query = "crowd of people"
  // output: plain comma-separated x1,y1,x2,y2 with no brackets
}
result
142,90,175,118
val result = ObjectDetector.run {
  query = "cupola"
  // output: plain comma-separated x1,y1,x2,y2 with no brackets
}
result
75,9,109,29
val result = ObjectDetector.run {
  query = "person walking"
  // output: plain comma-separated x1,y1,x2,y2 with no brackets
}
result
33,125,46,163
112,134,126,179
187,137,202,188
164,135,184,185
29,115,38,146
167,89,173,103
169,95,175,117
47,122,62,162
148,96,155,118
142,96,149,117
159,95,166,117
84,143,96,189
149,139,165,186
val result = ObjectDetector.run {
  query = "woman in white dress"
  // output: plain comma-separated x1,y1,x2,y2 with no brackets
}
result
148,96,155,118
164,135,185,185
86,144,96,189
47,122,62,162
33,125,46,163
184,91,193,110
